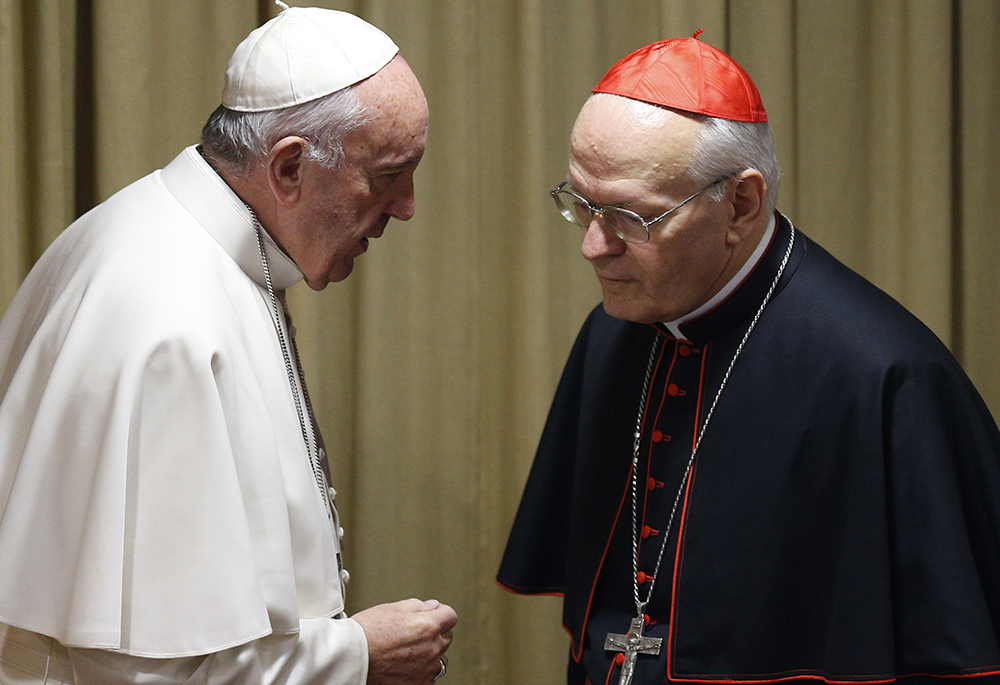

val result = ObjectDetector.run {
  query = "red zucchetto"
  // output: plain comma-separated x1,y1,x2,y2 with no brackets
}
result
592,32,768,122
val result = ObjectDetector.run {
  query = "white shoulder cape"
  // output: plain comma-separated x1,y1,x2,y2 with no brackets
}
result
0,147,347,657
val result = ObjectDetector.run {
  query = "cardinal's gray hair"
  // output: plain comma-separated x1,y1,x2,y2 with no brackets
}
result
687,116,781,216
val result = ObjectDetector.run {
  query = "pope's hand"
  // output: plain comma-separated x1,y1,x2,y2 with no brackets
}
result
353,598,457,684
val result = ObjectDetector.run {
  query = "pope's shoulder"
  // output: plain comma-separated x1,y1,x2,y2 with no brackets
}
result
5,171,264,361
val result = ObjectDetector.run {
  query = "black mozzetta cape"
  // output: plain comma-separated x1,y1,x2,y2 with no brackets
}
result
498,215,1000,684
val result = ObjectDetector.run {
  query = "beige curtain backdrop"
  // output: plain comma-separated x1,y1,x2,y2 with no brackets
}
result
2,0,998,682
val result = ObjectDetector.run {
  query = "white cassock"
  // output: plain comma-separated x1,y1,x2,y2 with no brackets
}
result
0,146,368,683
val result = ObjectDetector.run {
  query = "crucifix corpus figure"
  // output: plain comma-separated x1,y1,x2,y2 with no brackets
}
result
604,617,663,685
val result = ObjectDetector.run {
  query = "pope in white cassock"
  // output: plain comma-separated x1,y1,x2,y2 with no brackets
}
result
0,5,456,684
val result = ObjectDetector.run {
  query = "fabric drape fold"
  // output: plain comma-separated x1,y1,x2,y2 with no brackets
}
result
1,1,997,682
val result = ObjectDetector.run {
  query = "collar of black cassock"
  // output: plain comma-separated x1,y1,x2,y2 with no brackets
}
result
655,213,803,347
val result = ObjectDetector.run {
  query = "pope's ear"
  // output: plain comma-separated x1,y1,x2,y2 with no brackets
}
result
727,170,766,244
266,137,308,206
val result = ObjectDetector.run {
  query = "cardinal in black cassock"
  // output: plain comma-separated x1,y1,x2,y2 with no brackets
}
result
498,35,1000,685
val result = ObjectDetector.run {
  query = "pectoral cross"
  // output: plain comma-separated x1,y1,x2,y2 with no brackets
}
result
604,617,662,685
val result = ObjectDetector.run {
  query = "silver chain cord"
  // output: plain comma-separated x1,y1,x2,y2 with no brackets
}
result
250,210,333,519
630,223,796,617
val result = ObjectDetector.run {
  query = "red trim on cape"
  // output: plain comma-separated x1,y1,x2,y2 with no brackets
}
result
569,330,672,664
666,339,710,678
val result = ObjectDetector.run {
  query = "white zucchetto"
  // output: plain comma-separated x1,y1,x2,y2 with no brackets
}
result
222,5,399,113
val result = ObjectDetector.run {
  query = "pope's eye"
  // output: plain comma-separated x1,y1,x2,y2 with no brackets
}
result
373,171,403,189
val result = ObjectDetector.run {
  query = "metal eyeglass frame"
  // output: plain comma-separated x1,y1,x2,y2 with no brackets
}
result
550,175,733,244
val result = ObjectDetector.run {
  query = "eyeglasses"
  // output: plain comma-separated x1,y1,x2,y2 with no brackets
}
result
550,176,732,244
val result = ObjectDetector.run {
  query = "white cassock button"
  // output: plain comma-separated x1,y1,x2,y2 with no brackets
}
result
340,569,351,585
328,486,337,502
338,526,345,540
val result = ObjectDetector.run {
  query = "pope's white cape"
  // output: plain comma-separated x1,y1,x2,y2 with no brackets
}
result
0,147,351,658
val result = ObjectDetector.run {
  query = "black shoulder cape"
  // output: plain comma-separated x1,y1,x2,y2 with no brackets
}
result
498,215,1000,683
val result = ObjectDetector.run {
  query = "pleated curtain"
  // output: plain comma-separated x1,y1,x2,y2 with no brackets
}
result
2,1,998,682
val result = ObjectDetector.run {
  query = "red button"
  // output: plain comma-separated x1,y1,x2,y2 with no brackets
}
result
637,571,650,584
679,344,692,357
615,653,625,665
641,525,659,538
667,383,680,396
647,477,662,491
652,429,663,442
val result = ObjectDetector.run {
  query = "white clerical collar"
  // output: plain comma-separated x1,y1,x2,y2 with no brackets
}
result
159,146,304,291
662,212,777,340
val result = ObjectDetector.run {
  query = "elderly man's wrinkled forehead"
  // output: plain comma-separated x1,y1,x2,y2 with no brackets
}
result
345,55,429,161
569,93,706,185
355,56,428,122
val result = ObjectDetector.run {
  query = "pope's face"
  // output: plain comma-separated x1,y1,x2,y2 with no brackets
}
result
568,95,740,324
292,57,429,289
